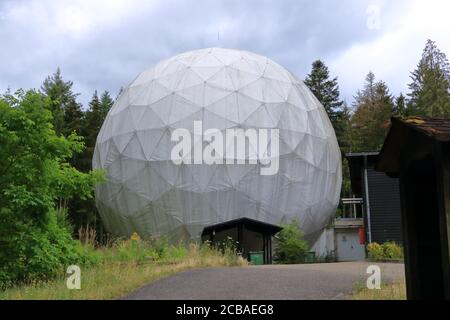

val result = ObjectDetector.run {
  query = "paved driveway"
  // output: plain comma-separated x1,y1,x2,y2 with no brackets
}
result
122,262,405,300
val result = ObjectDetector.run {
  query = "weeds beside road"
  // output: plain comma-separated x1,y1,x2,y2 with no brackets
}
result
0,238,246,300
352,281,406,300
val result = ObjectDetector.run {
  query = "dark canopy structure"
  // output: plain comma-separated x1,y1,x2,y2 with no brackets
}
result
201,217,282,264
376,117,450,300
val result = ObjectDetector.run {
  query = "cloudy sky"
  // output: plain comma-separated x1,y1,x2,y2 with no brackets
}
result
1,0,449,107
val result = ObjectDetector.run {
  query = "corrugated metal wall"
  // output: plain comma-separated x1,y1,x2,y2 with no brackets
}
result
364,169,403,244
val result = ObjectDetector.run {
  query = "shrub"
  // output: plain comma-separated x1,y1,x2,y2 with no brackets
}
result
274,219,309,264
0,208,94,289
367,241,404,261
367,242,384,261
382,241,404,260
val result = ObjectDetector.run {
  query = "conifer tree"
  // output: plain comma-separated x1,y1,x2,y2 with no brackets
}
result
63,100,84,137
100,91,114,120
351,72,394,152
305,60,346,148
41,68,82,136
408,39,450,117
305,60,353,217
83,91,113,165
393,93,406,116
70,90,111,235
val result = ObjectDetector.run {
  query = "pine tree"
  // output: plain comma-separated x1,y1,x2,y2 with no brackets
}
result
407,39,450,117
79,91,100,171
305,60,353,218
41,68,83,136
393,93,406,116
63,100,84,137
71,90,114,235
337,103,353,153
305,60,346,147
80,90,113,171
351,72,394,152
100,91,114,120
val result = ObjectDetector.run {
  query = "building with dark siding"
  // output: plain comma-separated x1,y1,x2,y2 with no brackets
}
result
346,152,403,245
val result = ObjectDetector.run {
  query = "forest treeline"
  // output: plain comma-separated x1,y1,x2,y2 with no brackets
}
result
304,39,450,201
1,39,449,286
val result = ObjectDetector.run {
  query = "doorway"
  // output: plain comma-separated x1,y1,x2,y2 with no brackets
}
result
336,230,366,261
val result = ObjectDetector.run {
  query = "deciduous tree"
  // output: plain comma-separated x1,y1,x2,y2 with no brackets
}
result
0,90,103,286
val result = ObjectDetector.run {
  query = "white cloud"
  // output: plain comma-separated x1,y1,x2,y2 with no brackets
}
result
2,0,158,38
1,0,448,107
329,0,450,103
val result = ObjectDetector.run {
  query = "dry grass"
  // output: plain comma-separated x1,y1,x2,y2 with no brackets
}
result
0,243,247,300
352,281,406,300
78,224,98,246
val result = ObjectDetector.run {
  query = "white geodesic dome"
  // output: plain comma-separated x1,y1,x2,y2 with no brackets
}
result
93,47,342,243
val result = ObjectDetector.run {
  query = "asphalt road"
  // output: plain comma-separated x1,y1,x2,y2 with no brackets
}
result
122,262,405,300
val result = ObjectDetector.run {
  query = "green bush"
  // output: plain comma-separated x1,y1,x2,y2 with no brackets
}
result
0,91,103,288
274,219,309,264
367,241,404,261
367,242,385,261
382,241,404,260
0,210,94,288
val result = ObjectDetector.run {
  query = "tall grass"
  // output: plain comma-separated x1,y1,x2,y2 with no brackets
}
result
0,236,247,300
78,224,98,247
352,281,406,300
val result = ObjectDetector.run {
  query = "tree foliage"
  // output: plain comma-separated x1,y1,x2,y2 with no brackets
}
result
0,90,104,286
80,90,113,171
41,68,84,137
305,60,348,149
407,39,450,117
70,90,113,233
40,70,114,236
350,72,394,152
304,60,353,211
393,93,406,116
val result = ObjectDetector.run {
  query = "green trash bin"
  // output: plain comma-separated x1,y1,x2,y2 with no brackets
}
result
248,251,264,265
306,251,316,263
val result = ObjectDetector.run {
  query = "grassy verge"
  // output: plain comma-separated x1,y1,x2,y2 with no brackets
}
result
0,239,247,300
352,281,406,300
